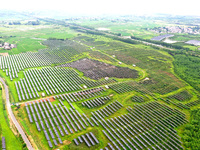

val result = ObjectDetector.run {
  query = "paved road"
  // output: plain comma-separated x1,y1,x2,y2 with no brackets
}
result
0,77,34,150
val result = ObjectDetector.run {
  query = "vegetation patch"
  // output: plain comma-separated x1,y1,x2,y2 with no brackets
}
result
182,109,200,149
173,54,200,91
89,51,117,63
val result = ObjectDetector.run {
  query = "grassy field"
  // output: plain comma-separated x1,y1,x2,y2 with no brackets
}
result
0,25,77,54
0,85,22,150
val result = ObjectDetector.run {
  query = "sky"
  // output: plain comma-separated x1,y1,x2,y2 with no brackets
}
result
1,0,200,16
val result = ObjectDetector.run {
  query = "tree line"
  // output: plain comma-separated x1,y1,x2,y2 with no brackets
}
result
182,108,200,149
131,36,190,50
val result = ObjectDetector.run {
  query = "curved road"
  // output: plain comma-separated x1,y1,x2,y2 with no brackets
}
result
0,77,34,150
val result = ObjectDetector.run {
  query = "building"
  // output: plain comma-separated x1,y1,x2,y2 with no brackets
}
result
123,36,131,39
2,42,17,50
10,44,17,48
4,42,9,46
41,93,46,97
4,46,11,50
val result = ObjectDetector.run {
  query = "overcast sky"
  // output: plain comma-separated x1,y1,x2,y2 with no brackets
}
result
1,0,200,16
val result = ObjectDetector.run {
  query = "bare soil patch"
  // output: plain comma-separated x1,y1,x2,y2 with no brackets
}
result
0,53,9,56
58,58,138,80
20,97,55,106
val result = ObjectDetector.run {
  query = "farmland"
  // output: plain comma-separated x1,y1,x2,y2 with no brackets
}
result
0,14,199,150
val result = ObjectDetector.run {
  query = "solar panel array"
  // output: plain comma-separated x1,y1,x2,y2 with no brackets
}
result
99,102,185,150
53,87,105,102
25,99,98,148
0,39,90,81
151,34,174,41
82,96,111,108
109,83,135,94
0,52,51,81
15,67,114,101
73,132,99,147
91,101,123,120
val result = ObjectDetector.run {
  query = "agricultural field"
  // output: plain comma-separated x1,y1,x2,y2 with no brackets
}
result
0,15,199,150
0,24,77,54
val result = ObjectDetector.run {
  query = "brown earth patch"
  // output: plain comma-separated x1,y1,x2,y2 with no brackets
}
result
0,53,9,56
63,140,72,145
20,96,56,106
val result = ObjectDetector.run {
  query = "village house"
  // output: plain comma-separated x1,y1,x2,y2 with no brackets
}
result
10,44,17,48
0,42,17,50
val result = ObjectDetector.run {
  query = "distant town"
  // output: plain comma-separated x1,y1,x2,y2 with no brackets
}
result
148,26,200,34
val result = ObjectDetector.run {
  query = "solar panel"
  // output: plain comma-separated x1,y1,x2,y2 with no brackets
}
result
53,117,59,126
74,138,79,145
44,130,50,141
41,112,46,120
108,143,115,150
54,128,60,138
102,119,111,128
48,141,53,148
120,138,132,150
90,117,98,126
81,135,91,147
48,118,54,127
28,114,33,123
40,120,45,130
86,133,95,146
57,125,64,136
74,120,82,131
112,141,121,150
78,136,83,143
2,137,6,149
61,124,68,135
58,137,63,144
59,99,64,106
106,128,117,140
89,132,99,144
53,139,58,146
49,128,55,139
26,106,30,114
116,139,126,150
32,113,37,122
105,147,109,150
57,116,63,125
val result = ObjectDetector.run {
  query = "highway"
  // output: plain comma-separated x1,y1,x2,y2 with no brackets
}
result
0,77,34,150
